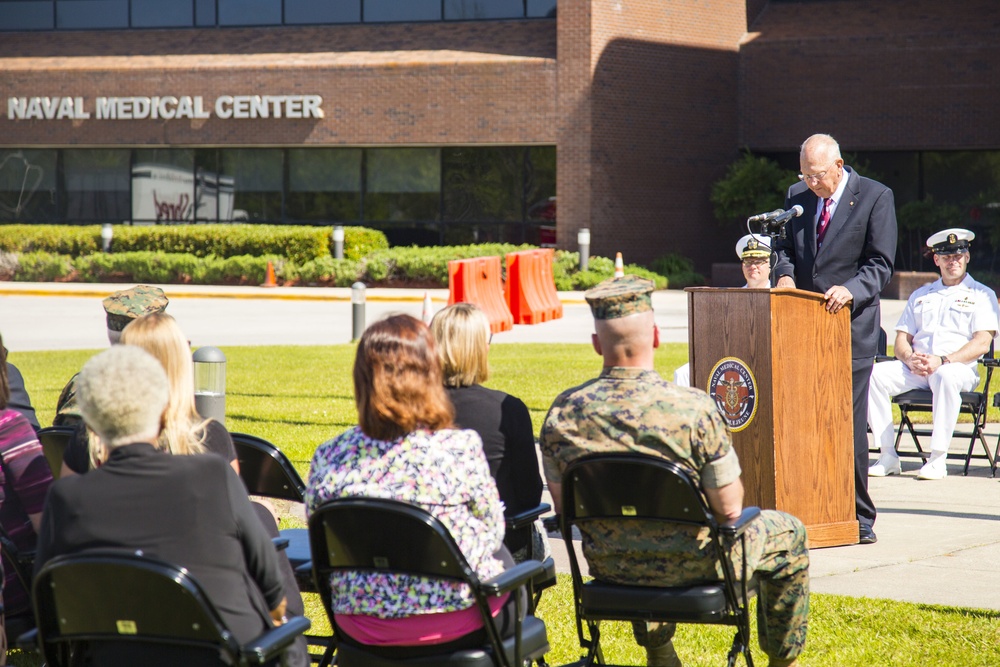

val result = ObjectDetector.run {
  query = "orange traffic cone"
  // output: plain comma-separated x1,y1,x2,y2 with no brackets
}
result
262,261,278,288
614,252,624,278
422,291,433,324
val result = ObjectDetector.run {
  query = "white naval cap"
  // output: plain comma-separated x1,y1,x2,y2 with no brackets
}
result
735,234,772,260
926,228,974,254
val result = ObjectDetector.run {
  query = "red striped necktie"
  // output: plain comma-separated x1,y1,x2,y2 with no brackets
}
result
817,197,833,248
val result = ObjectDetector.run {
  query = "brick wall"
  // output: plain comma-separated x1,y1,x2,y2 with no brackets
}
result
557,0,749,272
741,0,1000,152
0,21,558,147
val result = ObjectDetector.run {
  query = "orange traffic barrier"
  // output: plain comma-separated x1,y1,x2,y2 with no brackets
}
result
448,256,513,334
262,260,278,288
505,248,563,325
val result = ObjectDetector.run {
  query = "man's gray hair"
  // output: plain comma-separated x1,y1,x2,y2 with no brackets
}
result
77,345,169,449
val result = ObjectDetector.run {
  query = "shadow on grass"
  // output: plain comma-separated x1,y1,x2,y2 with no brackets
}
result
878,507,1000,522
226,414,355,428
228,391,355,401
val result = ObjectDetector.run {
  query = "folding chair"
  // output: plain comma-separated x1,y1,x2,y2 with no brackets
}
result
21,550,310,667
504,502,556,613
560,453,761,667
891,342,998,476
308,496,551,667
36,425,76,480
231,433,312,579
0,524,36,642
230,433,332,665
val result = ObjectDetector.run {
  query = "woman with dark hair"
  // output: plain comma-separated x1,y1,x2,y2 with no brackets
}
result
0,334,54,646
306,314,515,653
430,303,545,560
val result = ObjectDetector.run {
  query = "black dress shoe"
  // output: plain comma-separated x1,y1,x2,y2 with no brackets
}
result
858,524,877,545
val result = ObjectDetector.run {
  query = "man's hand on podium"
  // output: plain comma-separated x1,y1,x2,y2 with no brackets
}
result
824,285,854,314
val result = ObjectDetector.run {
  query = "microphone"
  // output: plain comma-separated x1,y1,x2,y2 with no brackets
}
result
747,208,784,223
767,205,805,227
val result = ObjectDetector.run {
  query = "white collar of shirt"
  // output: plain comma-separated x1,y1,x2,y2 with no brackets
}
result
815,165,852,223
930,273,975,293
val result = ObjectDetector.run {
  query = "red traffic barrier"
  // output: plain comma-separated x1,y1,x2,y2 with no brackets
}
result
447,256,513,334
505,248,563,325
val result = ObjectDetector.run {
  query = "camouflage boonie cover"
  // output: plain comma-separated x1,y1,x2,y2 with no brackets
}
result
584,275,654,321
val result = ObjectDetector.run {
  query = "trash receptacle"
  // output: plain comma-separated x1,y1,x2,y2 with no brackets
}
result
193,346,226,425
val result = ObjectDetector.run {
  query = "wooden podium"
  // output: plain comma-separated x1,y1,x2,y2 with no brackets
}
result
685,287,858,548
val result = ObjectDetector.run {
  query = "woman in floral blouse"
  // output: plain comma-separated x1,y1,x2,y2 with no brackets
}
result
306,314,517,653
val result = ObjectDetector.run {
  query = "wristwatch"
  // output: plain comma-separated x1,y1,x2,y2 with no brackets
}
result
940,355,951,365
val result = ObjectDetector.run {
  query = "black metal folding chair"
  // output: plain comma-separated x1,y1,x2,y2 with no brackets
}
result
560,453,761,667
231,433,312,579
36,425,76,480
891,342,997,476
504,502,556,613
0,524,36,642
309,496,550,667
21,550,310,667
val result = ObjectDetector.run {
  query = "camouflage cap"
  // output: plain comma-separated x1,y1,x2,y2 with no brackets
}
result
584,275,655,320
103,285,169,332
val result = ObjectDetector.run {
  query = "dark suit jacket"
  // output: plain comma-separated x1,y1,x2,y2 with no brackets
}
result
5,362,40,432
35,443,284,644
772,166,897,359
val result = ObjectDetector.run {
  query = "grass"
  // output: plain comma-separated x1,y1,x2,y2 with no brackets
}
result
9,343,1000,666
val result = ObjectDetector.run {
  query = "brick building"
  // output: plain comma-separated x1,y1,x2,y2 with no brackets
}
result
1,0,998,276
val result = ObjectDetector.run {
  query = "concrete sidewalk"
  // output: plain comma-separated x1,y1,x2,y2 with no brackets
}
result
2,281,997,612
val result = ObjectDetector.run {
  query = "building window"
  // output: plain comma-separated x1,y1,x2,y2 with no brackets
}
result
55,0,128,29
364,0,440,22
364,148,441,222
0,2,55,30
444,0,524,20
287,148,362,222
130,0,194,27
285,0,360,24
62,149,130,222
221,149,284,222
218,0,281,26
132,149,195,223
0,149,59,222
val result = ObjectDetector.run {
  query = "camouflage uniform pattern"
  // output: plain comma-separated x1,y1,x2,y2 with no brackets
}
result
584,275,654,320
540,368,809,661
54,285,169,427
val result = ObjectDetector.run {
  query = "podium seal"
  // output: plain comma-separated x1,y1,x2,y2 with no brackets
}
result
707,357,758,432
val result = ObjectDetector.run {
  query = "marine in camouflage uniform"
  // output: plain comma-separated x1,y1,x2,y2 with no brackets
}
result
53,285,169,427
540,275,809,666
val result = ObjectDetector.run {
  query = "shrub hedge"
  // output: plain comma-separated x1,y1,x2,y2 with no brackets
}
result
0,224,387,264
2,227,669,289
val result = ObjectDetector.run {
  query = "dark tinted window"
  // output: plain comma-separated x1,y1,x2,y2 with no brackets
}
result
364,148,441,222
0,149,59,222
131,0,193,27
221,149,283,222
285,0,360,24
194,0,216,25
63,149,130,221
444,0,523,20
526,0,556,18
442,147,523,222
0,2,55,30
364,0,440,22
56,0,128,29
287,148,362,221
132,149,195,223
218,0,281,26
526,145,556,222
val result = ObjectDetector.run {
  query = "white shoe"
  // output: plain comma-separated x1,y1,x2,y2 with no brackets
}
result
868,455,901,477
917,461,948,480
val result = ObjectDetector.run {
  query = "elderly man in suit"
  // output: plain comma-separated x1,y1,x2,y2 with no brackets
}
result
772,133,897,545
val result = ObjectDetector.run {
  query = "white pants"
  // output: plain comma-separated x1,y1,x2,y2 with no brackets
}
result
868,360,979,455
673,363,691,387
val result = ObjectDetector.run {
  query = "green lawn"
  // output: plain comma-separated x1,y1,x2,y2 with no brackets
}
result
9,343,999,666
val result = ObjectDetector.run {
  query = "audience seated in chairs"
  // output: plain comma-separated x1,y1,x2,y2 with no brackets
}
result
34,344,301,666
0,334,54,653
540,275,810,667
305,314,526,654
430,303,549,562
57,313,309,665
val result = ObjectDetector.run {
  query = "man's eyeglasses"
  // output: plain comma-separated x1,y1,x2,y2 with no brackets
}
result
798,165,834,183
742,259,769,267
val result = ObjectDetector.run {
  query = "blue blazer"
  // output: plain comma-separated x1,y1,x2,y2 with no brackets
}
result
771,166,897,359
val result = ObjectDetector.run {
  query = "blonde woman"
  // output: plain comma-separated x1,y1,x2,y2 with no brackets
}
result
430,303,545,561
60,313,236,475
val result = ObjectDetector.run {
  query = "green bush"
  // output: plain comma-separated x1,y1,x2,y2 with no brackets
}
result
648,252,705,289
552,252,668,291
710,152,798,226
297,257,363,286
14,251,75,282
0,224,388,264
